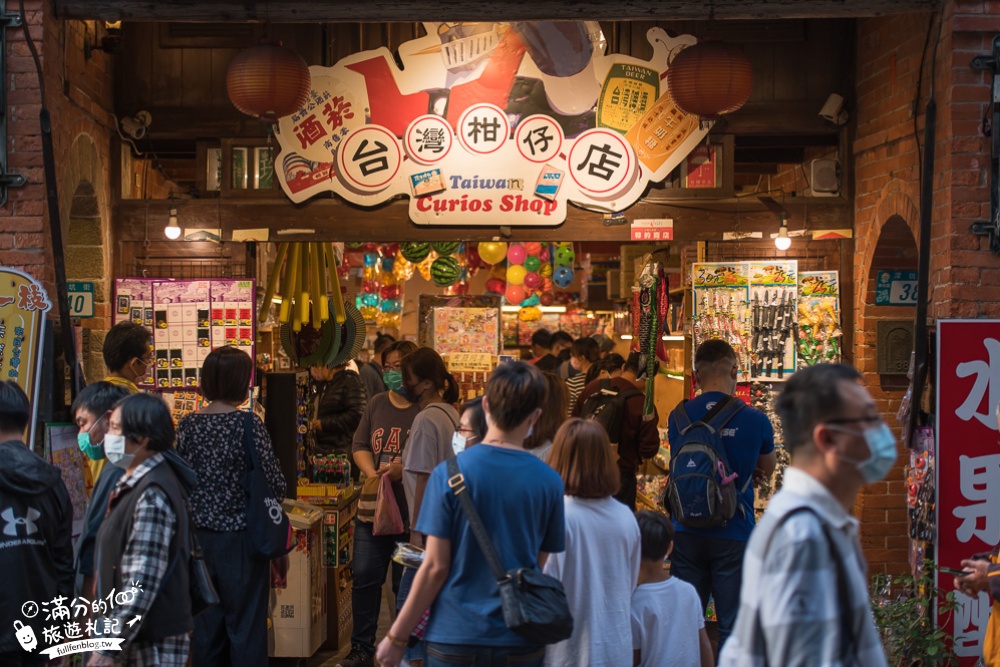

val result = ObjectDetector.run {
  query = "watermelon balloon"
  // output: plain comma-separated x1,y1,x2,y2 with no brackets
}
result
431,256,462,287
554,266,575,288
401,242,431,263
432,241,461,256
524,255,541,273
554,245,575,267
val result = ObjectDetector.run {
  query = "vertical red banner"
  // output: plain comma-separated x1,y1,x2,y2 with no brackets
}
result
937,319,1000,663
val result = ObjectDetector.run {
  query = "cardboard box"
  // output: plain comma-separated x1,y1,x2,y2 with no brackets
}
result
323,564,353,651
270,500,327,658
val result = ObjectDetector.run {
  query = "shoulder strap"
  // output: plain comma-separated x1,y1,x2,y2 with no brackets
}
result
445,457,509,584
706,396,745,431
427,402,459,429
678,396,732,436
757,507,854,666
672,400,692,431
240,411,258,472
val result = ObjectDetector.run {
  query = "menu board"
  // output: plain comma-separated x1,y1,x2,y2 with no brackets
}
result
114,278,256,390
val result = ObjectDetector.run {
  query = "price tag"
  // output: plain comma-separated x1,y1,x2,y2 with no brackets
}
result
66,281,94,318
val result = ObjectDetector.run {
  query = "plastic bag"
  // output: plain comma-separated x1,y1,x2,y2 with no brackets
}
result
373,473,404,536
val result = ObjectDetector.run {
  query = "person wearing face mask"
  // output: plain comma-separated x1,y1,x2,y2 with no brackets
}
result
523,373,567,462
375,362,565,667
341,340,419,667
359,332,397,401
90,393,199,667
452,396,486,456
667,340,776,652
719,363,891,667
71,381,129,597
308,359,367,480
564,337,600,416
0,381,73,667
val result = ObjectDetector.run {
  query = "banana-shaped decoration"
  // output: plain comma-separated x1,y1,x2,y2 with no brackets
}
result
280,242,300,324
259,242,288,324
310,242,323,329
327,242,346,324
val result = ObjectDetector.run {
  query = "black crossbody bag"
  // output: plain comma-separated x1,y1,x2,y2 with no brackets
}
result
445,457,573,645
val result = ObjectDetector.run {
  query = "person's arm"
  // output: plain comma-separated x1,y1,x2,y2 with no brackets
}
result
252,415,287,500
353,449,377,479
699,627,715,667
637,405,661,460
409,472,430,544
374,535,452,667
538,551,550,570
89,487,176,665
754,414,777,481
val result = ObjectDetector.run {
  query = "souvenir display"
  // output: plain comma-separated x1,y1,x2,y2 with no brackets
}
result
796,271,842,366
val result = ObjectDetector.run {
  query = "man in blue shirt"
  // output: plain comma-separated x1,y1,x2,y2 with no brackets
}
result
668,340,776,652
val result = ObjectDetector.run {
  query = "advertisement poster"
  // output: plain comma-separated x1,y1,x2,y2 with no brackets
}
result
115,278,255,389
273,22,711,225
0,267,52,443
45,424,87,540
937,320,1000,664
432,307,500,356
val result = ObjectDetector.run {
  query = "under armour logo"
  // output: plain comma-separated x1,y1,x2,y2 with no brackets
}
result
1,507,40,536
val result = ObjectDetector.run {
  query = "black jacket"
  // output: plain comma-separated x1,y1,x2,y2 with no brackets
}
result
0,439,74,654
312,370,367,457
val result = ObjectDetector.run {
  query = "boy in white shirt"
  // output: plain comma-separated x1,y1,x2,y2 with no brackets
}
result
631,511,714,667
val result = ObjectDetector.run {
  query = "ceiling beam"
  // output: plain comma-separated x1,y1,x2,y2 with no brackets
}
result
115,196,851,243
54,0,940,22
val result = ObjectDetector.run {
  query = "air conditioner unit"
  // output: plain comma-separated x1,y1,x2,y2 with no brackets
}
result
810,158,840,197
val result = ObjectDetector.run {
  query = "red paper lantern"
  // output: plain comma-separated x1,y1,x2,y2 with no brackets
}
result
226,40,312,121
666,41,753,120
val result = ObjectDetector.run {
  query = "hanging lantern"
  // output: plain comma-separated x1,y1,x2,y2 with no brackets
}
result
666,41,753,121
226,40,312,121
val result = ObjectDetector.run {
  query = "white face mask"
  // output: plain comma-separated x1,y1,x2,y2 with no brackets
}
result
451,432,468,456
104,434,135,469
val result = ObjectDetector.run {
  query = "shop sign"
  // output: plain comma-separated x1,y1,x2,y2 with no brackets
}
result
273,22,711,226
936,319,1000,663
66,281,94,318
630,218,674,241
874,270,918,305
0,267,52,444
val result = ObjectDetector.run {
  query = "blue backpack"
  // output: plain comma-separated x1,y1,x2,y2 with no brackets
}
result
664,396,749,529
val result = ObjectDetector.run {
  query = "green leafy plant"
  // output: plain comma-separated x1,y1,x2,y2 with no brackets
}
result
870,562,958,667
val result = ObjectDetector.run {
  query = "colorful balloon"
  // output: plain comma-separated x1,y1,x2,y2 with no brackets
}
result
539,245,551,262
523,271,542,289
524,242,542,256
539,292,554,306
522,294,540,307
478,242,508,265
554,245,575,267
507,264,527,285
553,266,575,288
401,242,431,263
523,255,541,272
507,243,527,265
505,284,525,305
485,278,506,295
539,262,553,278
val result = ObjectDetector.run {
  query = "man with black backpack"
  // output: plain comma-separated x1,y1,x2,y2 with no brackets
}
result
573,372,659,510
666,340,776,652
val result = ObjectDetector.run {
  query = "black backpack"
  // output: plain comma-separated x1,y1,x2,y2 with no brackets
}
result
663,396,750,529
579,379,643,446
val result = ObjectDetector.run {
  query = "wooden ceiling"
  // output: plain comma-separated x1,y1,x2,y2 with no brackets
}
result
55,0,939,22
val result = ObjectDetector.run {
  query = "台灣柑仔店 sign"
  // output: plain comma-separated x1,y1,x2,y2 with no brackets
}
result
66,281,94,318
273,22,713,226
874,270,918,305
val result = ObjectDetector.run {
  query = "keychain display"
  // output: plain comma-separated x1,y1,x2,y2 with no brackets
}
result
748,262,798,381
907,426,935,545
692,263,751,379
796,271,841,367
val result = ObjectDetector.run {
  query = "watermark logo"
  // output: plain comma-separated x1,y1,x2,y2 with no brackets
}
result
15,581,144,658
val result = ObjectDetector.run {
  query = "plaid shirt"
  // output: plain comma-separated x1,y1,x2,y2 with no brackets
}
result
98,454,190,666
719,468,887,667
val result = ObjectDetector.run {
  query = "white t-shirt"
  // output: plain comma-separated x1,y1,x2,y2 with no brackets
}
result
544,496,640,667
631,577,705,667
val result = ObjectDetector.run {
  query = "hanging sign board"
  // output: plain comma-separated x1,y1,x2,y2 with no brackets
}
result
630,218,673,241
936,319,1000,665
273,22,711,225
0,267,52,445
874,270,918,305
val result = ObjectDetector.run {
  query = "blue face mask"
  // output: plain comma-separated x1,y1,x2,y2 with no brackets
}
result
383,370,404,394
833,422,897,484
77,432,104,461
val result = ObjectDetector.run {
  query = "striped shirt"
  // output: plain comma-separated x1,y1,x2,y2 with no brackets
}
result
719,467,887,667
565,374,587,416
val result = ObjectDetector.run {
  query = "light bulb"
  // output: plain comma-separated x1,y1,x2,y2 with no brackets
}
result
164,208,181,240
774,222,791,250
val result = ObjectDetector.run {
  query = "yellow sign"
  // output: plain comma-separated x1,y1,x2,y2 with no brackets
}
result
447,353,495,373
0,267,52,442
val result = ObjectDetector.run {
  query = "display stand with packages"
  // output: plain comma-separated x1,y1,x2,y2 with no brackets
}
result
691,263,751,379
796,271,842,366
748,261,798,381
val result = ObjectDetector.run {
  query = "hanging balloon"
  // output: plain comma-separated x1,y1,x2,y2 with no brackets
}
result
524,272,542,290
360,305,379,320
539,245,551,262
518,306,542,322
401,241,431,263
540,292,555,306
432,241,461,256
507,243,527,265
507,264,527,285
539,262,553,278
553,266,575,288
485,278,506,295
431,256,462,287
541,277,554,293
393,253,415,281
364,253,379,267
361,292,380,307
478,241,508,265
524,242,542,257
505,284,526,305
381,243,400,258
523,256,541,273
466,244,483,273
522,293,540,307
554,245,575,267
381,255,395,272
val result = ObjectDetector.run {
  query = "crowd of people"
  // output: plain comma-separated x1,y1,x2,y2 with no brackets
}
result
0,320,920,667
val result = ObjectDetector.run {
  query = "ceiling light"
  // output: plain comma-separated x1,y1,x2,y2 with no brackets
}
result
774,219,791,251
164,207,181,240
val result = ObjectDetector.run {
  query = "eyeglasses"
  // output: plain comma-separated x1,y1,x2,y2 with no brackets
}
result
457,427,478,438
